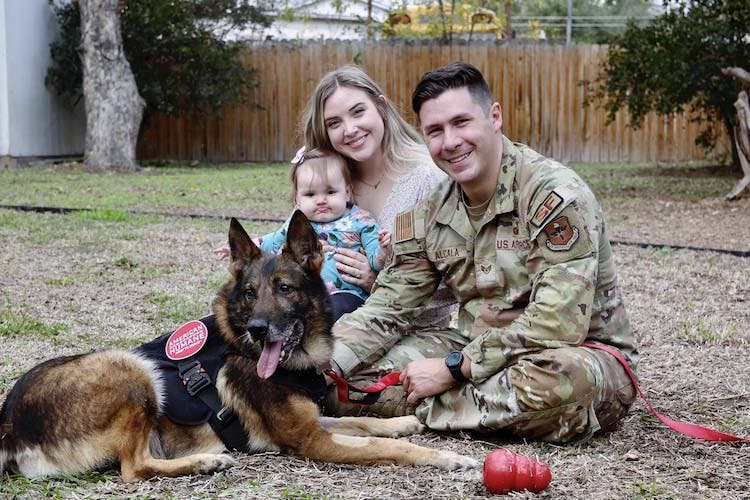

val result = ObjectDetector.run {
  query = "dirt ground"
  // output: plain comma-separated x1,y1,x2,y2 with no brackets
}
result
0,195,748,499
603,196,750,254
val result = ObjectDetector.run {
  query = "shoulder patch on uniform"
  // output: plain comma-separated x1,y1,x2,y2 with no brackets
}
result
536,206,593,264
394,211,415,243
530,191,563,227
542,216,579,251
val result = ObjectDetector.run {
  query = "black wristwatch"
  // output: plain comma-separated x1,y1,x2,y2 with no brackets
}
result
445,350,469,383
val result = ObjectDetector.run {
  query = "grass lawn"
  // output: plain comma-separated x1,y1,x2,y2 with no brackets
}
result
0,161,747,499
0,163,290,216
0,161,739,212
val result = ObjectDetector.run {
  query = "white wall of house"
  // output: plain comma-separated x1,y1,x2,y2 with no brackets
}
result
0,0,84,164
267,18,372,41
238,0,389,41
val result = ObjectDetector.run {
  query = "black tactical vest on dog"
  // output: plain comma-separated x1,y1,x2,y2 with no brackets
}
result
135,315,328,451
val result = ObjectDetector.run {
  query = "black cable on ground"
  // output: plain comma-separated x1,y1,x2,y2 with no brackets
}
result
0,204,285,224
609,239,750,258
1,204,748,257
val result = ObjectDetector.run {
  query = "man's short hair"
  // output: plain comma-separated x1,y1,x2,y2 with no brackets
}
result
412,62,493,115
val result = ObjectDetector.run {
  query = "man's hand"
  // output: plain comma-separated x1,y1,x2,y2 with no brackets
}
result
399,358,457,405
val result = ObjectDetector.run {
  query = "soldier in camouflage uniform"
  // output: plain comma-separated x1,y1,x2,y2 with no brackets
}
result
328,62,638,443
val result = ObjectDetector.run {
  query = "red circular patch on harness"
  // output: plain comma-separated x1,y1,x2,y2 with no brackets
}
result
165,320,209,360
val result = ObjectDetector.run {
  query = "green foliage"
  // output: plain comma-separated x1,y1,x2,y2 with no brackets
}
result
571,162,738,201
114,256,139,270
46,0,83,108
511,0,654,43
0,308,68,339
46,0,271,124
0,470,115,497
678,319,736,345
0,163,289,216
632,476,663,499
146,292,208,324
383,0,653,43
279,6,296,22
383,0,506,42
593,0,750,153
73,208,133,223
45,276,75,286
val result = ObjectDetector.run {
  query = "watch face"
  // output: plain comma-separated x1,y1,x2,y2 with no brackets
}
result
446,350,462,368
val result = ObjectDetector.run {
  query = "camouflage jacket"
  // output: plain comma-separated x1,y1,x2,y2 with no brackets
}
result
332,136,639,382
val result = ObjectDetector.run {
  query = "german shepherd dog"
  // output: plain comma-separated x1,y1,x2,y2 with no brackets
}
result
0,212,476,482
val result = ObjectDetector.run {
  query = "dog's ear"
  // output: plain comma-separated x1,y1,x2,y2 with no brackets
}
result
228,217,261,275
283,210,323,274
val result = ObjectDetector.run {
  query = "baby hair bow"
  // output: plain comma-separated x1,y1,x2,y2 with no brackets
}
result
291,146,306,164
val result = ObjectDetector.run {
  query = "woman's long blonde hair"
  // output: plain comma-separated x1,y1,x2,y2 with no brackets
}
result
300,65,432,178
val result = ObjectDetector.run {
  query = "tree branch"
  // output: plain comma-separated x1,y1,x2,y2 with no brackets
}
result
722,67,750,85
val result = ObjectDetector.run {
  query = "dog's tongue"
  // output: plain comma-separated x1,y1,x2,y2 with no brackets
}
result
257,340,282,379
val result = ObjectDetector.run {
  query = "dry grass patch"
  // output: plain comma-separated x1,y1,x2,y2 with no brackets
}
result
0,162,748,498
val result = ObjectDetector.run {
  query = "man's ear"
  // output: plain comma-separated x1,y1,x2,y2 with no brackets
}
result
228,218,261,276
490,102,503,133
283,210,323,274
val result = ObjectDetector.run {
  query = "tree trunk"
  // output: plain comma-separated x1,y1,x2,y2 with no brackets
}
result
79,0,144,170
722,67,750,200
504,0,513,39
366,0,373,40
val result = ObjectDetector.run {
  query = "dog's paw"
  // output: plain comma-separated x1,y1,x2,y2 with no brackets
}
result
385,416,426,437
434,451,479,471
195,453,237,474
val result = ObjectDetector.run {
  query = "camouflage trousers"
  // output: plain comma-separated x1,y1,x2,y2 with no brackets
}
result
325,327,636,443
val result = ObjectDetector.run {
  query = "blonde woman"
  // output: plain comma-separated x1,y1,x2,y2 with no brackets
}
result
301,66,459,416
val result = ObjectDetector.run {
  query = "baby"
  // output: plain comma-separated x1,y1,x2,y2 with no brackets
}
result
216,148,390,321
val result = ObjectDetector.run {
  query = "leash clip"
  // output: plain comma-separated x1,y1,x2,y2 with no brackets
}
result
324,368,402,405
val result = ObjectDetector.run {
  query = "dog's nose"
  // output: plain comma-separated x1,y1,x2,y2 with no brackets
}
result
247,318,268,337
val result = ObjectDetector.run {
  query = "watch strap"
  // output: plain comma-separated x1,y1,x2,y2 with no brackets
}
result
445,350,469,383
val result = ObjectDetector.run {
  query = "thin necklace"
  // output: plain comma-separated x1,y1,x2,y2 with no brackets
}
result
357,172,385,190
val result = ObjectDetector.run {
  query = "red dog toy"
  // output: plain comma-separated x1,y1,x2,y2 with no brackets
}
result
483,449,552,494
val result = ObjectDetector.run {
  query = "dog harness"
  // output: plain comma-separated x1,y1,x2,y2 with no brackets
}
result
135,315,328,452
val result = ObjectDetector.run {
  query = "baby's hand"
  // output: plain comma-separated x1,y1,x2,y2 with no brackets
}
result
213,245,230,260
376,230,392,268
378,230,391,253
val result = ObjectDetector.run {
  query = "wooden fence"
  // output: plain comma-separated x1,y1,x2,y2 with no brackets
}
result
138,42,728,163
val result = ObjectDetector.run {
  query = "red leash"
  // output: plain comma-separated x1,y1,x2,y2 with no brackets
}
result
582,341,749,442
327,345,749,442
324,369,402,405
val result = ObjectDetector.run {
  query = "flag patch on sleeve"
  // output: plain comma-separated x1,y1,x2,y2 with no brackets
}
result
530,191,563,227
394,212,415,243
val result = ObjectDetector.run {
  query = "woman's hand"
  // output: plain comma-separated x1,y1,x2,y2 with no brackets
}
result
332,247,377,291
